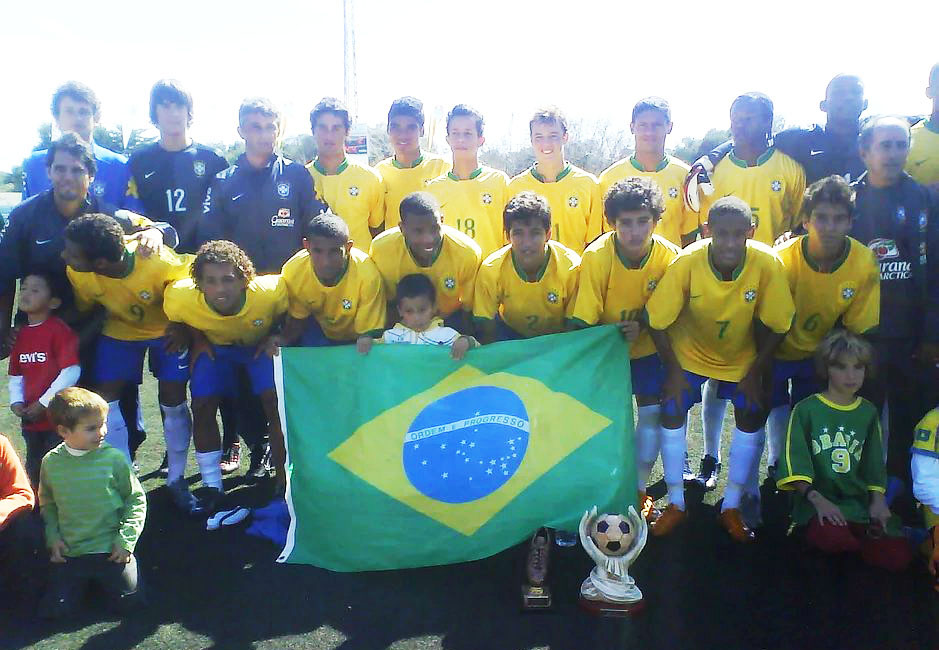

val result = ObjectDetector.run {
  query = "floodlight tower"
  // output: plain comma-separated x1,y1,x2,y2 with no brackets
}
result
343,0,368,163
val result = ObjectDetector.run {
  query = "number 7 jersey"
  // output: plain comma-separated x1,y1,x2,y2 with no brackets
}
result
646,239,794,381
67,240,194,341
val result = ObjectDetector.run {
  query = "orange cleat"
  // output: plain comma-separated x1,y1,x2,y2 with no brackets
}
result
719,508,756,543
638,491,660,523
650,504,686,536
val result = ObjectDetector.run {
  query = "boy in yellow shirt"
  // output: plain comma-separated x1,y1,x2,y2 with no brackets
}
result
427,104,508,257
276,212,386,350
507,107,603,253
570,177,682,529
646,197,795,542
474,191,580,342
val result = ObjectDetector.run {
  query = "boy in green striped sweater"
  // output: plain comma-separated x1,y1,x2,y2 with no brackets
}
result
38,387,147,618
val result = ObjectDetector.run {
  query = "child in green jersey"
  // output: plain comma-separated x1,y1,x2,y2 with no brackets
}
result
776,330,911,570
37,387,147,618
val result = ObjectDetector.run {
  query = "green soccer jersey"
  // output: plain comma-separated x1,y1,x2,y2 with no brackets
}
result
777,394,886,526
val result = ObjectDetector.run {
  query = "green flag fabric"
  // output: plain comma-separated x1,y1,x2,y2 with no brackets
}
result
275,325,635,571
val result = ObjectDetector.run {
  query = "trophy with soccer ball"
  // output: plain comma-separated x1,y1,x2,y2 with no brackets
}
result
578,505,647,615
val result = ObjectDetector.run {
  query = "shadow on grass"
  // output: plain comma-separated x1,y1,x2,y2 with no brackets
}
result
4,478,939,650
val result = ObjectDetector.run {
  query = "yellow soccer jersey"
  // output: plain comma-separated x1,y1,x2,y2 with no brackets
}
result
68,241,192,341
426,167,509,258
473,241,580,337
507,163,602,254
914,408,939,458
163,275,288,346
699,147,806,246
281,247,386,341
375,154,450,230
570,232,682,359
598,156,697,247
774,236,880,360
906,119,939,187
646,239,795,381
307,158,384,250
369,225,481,318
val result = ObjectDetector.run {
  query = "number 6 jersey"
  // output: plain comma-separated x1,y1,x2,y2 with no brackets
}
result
66,240,193,341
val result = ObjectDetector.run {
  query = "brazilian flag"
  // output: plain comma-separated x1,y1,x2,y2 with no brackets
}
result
275,325,635,571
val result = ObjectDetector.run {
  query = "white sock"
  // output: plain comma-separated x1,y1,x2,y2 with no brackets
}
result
723,427,762,511
635,404,661,491
105,400,131,462
195,450,223,489
661,423,687,511
701,379,728,461
766,406,790,468
161,402,192,483
746,427,766,497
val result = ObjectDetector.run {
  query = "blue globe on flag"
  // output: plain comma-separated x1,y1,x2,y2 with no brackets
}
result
402,386,530,504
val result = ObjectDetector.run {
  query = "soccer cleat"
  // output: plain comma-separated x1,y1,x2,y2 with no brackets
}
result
682,453,696,482
245,442,272,483
198,487,225,515
157,453,169,479
650,504,687,537
206,507,250,531
696,454,721,491
220,441,242,475
740,492,763,529
638,491,661,523
526,527,551,586
683,156,715,213
168,478,205,517
719,508,756,543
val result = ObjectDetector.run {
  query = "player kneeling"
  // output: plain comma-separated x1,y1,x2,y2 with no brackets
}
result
569,178,681,531
777,331,911,571
164,241,288,512
646,197,795,542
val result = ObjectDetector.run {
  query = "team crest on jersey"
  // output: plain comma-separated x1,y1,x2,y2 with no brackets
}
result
567,196,579,208
919,211,928,231
647,279,658,292
444,277,456,290
194,161,206,177
348,186,360,197
896,207,906,224
668,187,679,199
770,180,782,192
342,299,352,310
842,287,856,300
481,193,493,205
744,289,757,302
138,290,151,301
547,291,559,304
252,319,264,327
92,182,105,197
277,182,291,198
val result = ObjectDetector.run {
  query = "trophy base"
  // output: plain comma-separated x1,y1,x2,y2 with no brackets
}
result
521,584,553,610
579,595,645,617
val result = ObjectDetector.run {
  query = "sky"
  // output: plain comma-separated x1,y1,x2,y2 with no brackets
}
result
0,0,936,172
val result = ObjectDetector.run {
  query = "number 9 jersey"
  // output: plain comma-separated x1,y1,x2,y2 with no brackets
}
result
66,240,194,341
127,142,229,253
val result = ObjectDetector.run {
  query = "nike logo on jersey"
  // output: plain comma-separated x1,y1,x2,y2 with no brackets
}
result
809,150,824,156
232,193,244,201
144,171,156,179
35,239,52,245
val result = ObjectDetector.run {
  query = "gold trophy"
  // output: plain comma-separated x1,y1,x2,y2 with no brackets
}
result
578,506,647,616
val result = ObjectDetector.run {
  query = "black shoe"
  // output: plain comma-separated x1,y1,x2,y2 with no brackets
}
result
157,452,169,479
682,453,696,482
696,454,721,491
245,442,272,483
168,479,205,517
198,487,225,515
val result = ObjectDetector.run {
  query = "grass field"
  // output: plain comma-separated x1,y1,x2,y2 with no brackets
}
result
3,361,938,650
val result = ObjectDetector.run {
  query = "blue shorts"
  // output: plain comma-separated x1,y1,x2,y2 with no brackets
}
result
190,345,275,398
771,358,819,408
494,317,523,342
299,318,354,347
94,335,189,384
631,354,665,398
662,370,760,418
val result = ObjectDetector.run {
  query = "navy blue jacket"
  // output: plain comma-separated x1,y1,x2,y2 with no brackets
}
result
198,154,327,273
851,172,939,343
